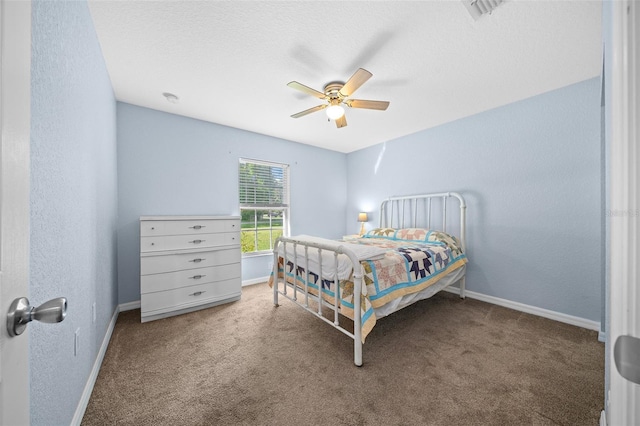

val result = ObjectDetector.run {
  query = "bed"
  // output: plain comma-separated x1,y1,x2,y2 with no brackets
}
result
269,192,467,366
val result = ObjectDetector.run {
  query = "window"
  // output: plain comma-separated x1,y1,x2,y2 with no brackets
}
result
239,158,290,255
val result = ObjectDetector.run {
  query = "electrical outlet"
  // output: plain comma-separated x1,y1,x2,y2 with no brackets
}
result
92,302,96,323
74,328,80,356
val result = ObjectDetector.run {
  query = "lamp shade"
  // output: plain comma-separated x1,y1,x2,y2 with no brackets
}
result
357,212,368,235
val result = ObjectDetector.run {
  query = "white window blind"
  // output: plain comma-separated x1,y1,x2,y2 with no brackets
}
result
239,158,290,254
239,158,289,208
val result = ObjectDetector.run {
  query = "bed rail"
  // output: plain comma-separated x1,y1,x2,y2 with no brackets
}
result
272,237,364,366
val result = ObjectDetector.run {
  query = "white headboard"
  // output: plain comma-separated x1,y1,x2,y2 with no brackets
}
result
378,192,467,252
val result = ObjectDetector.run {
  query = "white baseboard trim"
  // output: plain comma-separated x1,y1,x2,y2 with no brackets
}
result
242,276,269,286
71,305,120,426
443,286,601,332
600,410,607,426
119,300,141,311
598,330,607,342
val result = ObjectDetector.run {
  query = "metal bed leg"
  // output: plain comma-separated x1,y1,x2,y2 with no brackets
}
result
273,241,280,307
459,276,466,299
354,340,363,367
273,280,279,307
353,273,363,367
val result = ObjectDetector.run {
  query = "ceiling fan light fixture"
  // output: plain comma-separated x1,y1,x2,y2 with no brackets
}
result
287,68,388,128
326,104,345,120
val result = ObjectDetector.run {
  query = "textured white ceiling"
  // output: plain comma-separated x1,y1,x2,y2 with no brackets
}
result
88,1,602,153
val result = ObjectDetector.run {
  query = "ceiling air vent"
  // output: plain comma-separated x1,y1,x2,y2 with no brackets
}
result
462,0,505,20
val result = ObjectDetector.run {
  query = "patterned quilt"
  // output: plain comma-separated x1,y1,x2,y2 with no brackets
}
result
269,228,467,343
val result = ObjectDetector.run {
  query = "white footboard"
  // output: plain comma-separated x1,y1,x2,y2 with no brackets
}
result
272,237,365,366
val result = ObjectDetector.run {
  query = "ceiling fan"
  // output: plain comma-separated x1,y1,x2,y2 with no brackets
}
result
287,68,390,128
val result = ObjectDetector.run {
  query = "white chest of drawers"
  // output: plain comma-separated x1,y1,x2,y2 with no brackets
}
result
139,215,241,322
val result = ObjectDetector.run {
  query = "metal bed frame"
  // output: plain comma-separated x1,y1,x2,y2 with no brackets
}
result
272,192,467,366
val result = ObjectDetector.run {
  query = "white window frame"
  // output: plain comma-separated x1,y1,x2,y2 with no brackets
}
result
239,158,290,256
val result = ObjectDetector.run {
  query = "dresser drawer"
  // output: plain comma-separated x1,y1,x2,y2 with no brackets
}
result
141,247,240,275
140,232,239,252
140,219,239,237
141,278,241,314
141,263,241,293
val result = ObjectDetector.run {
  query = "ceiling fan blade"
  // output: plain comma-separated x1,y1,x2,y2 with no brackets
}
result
339,68,372,97
345,99,390,111
287,81,326,99
291,104,327,118
335,115,347,128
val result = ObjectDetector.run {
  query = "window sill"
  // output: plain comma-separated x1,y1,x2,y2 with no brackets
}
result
242,251,273,259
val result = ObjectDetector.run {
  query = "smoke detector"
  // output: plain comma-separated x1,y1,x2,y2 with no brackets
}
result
162,92,179,104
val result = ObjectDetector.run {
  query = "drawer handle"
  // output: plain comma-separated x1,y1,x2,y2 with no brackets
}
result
189,274,206,280
189,239,205,244
189,291,206,297
190,225,206,230
190,258,205,263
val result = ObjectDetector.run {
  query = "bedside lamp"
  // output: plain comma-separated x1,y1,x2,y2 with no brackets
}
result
358,212,368,235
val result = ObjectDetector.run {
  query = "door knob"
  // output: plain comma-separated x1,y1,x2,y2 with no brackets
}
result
614,334,640,385
6,297,67,337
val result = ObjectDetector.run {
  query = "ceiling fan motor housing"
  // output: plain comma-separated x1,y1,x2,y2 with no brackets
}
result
324,82,345,103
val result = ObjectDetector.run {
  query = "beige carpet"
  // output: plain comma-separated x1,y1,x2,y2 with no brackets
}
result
82,283,604,425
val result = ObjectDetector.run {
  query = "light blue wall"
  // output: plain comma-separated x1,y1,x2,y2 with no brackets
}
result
30,0,118,424
346,77,603,323
116,103,347,303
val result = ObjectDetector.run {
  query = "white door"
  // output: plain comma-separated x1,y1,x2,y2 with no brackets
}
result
608,0,640,425
0,0,31,424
